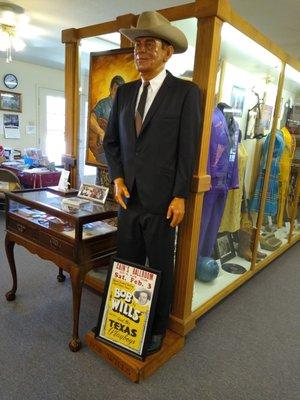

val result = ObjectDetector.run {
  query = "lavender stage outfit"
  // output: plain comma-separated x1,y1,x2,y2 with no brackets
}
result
198,107,239,257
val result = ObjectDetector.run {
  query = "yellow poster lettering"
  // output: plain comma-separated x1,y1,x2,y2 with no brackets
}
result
114,288,133,303
111,298,141,322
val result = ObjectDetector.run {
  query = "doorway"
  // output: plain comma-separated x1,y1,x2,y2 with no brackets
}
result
39,88,65,165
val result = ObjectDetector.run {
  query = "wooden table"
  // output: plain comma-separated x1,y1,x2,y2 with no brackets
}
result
4,188,117,351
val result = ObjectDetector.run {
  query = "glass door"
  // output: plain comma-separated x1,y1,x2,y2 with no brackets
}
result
39,87,65,165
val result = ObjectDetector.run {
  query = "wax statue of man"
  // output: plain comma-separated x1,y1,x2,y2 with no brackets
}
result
103,11,201,355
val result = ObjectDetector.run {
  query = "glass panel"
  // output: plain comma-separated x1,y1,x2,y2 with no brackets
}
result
193,23,281,311
168,18,197,79
277,65,300,240
46,95,65,165
8,192,118,243
82,219,117,239
78,34,120,186
9,200,75,238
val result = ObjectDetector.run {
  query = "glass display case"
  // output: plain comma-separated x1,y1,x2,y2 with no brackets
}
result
4,188,117,351
279,65,300,241
192,23,282,310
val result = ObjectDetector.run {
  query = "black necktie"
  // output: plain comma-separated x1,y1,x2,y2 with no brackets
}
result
135,81,149,136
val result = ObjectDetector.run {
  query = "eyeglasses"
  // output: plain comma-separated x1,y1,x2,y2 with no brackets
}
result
134,38,160,52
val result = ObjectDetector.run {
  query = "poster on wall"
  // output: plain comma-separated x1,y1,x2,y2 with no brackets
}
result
3,113,20,139
95,258,160,360
230,85,246,117
86,48,139,167
260,104,273,131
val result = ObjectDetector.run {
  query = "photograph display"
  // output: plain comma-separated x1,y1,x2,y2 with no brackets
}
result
214,232,236,264
78,183,109,204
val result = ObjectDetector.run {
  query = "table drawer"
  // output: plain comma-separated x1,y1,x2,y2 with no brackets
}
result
38,231,75,259
7,217,37,240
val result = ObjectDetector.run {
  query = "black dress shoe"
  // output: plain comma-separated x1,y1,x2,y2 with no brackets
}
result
147,334,164,355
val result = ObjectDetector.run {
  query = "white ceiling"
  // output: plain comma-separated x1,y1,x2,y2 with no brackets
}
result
0,0,299,70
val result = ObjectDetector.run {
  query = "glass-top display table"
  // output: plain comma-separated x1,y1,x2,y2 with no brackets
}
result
4,188,118,351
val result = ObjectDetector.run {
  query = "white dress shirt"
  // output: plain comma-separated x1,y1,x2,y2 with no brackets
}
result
135,69,167,121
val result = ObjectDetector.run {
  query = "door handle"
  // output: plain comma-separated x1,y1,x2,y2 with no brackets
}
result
16,223,26,233
50,237,61,250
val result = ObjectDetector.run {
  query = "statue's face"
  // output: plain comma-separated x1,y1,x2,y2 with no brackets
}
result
134,37,173,76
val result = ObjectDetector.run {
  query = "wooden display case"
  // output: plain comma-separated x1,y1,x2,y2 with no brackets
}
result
58,0,300,379
4,188,117,351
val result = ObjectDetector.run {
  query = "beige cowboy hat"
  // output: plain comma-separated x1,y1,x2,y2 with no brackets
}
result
119,11,188,54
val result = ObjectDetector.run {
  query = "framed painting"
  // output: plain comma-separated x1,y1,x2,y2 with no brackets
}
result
0,90,22,113
86,48,139,168
95,257,160,360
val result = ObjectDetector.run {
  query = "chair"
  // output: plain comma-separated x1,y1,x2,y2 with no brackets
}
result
0,169,22,210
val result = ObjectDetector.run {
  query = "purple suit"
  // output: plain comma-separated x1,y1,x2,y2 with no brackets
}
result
198,107,239,258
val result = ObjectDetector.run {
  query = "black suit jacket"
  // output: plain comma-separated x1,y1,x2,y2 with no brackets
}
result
103,71,201,214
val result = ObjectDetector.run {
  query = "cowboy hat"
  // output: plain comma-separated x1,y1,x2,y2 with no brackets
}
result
119,11,188,54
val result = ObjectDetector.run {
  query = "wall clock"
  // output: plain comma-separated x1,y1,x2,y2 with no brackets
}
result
3,74,18,89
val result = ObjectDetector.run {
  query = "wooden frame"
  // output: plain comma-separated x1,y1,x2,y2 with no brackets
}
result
62,0,300,355
0,90,22,113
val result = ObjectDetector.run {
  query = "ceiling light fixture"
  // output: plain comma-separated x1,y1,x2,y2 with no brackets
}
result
0,2,28,63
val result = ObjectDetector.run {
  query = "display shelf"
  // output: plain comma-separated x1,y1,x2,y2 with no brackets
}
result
192,224,292,311
192,256,251,311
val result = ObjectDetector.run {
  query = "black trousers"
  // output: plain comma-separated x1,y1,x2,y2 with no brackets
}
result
116,187,175,335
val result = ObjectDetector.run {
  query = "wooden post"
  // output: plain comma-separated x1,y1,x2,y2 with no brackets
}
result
117,14,137,48
62,28,80,187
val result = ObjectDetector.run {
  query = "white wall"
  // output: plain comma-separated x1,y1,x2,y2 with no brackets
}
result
0,58,64,153
218,60,280,198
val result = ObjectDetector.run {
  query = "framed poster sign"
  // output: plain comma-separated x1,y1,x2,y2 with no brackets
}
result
95,258,160,360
